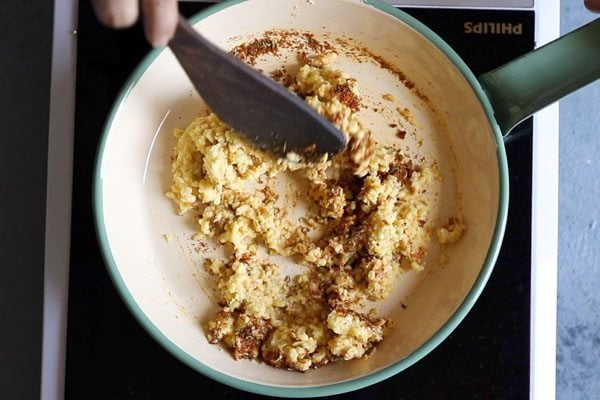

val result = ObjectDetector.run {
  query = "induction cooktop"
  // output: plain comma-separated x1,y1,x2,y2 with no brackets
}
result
39,1,559,399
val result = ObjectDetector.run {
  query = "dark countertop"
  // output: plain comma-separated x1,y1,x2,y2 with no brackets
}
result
0,1,53,399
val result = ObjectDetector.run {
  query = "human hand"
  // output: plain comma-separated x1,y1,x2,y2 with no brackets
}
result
585,0,600,12
91,0,178,47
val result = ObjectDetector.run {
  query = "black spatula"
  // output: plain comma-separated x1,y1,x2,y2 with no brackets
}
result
168,16,346,158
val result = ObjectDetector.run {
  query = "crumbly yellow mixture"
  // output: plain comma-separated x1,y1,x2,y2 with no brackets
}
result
167,55,457,371
436,215,466,245
436,215,466,266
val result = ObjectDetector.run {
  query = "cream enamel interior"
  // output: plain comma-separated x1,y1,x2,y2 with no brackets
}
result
97,0,500,388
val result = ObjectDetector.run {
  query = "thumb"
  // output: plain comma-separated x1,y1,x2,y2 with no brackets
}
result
585,0,600,12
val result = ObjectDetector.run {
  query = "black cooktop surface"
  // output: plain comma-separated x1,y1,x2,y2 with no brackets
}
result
66,3,534,399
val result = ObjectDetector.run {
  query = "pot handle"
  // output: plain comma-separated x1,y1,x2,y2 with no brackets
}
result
478,18,600,136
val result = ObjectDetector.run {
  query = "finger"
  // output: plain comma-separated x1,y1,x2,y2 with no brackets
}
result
585,0,600,12
91,0,139,28
141,0,179,47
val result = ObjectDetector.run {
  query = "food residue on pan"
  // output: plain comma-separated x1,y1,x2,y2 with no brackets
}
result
166,30,464,371
397,107,416,126
436,215,465,266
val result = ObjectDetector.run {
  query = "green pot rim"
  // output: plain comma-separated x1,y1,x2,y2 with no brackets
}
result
93,0,509,397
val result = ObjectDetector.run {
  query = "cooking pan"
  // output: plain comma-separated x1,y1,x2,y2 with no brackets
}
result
93,0,600,396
